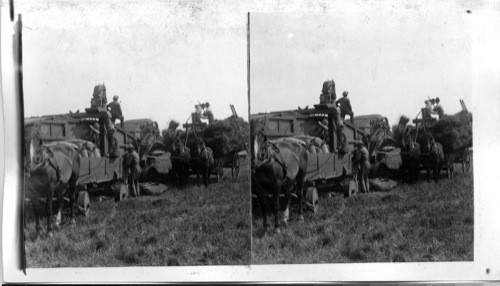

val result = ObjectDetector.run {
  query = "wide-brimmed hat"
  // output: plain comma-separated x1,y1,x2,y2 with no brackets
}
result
90,123,100,134
126,143,134,150
354,140,363,147
342,91,349,96
113,95,119,100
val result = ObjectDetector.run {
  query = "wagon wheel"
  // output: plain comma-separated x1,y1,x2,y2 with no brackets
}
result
77,191,90,217
343,177,357,198
305,187,319,213
113,181,128,202
216,159,224,183
231,153,240,178
462,148,472,173
445,155,454,179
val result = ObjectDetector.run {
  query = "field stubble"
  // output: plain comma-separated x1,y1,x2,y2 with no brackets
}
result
24,164,251,267
252,167,473,264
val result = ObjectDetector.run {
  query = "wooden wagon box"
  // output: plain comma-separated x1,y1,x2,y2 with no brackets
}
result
305,153,352,181
78,157,123,184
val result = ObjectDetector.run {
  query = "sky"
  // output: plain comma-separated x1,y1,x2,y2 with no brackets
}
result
16,0,248,130
250,7,473,126
9,1,476,129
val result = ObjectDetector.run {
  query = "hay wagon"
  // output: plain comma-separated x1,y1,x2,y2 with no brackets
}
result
183,106,248,183
24,106,137,215
251,103,368,213
411,100,473,178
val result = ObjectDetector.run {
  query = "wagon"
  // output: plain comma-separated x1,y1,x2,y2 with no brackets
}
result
251,103,367,213
442,146,473,178
183,106,248,184
411,100,473,179
212,150,243,181
24,106,137,215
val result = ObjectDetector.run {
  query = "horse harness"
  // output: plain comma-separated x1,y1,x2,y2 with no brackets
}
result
40,145,63,183
258,141,289,182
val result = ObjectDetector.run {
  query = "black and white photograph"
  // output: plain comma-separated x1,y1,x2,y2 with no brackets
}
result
14,0,250,267
2,0,500,283
250,12,474,264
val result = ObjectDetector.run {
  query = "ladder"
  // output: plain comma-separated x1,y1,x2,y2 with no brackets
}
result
459,99,471,127
460,99,468,113
230,104,249,153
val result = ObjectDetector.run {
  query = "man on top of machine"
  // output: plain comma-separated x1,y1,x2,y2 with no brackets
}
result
336,91,354,124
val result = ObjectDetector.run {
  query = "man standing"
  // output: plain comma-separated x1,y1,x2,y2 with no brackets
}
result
107,129,120,159
202,102,215,124
81,122,101,149
352,141,371,193
336,91,354,123
123,144,141,197
107,95,125,128
433,97,445,119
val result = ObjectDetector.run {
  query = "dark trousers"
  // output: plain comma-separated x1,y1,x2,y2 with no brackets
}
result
125,170,140,197
341,111,354,123
112,115,125,128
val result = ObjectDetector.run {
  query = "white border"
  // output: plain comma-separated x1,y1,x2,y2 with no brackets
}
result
3,0,500,282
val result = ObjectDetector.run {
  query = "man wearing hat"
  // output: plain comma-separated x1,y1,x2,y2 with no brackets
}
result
433,97,445,119
201,102,215,124
123,144,141,197
336,91,354,124
352,140,371,193
107,95,124,128
81,122,101,150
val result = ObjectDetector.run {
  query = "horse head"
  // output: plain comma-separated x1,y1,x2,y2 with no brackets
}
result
250,118,269,167
24,126,45,172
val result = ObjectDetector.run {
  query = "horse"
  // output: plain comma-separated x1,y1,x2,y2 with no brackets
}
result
422,136,444,182
171,133,191,187
195,137,214,187
251,119,308,233
25,126,81,235
400,131,421,182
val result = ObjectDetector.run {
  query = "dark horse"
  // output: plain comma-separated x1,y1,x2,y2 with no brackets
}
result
400,131,421,182
194,137,214,187
25,126,81,235
251,119,308,233
171,133,191,187
422,135,444,182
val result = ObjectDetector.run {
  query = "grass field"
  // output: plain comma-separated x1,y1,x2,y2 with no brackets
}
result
24,164,251,267
252,167,473,264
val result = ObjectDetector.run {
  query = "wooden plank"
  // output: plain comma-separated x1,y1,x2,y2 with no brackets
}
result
306,153,335,181
89,157,107,183
78,157,92,184
107,157,123,180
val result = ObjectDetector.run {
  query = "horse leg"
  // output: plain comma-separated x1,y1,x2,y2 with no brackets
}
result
254,180,270,231
45,185,54,236
435,161,440,182
31,199,42,234
426,161,431,183
296,174,305,221
273,180,281,233
204,163,209,187
196,164,201,187
282,183,291,226
54,185,64,229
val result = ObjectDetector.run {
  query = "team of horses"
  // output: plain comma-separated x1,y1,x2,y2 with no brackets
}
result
400,128,445,183
168,131,215,188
